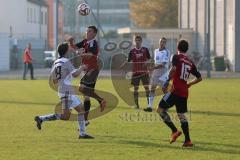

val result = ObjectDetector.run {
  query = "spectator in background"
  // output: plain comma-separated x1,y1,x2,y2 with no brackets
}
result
23,43,35,80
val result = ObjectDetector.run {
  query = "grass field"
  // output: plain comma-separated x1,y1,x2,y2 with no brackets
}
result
0,78,240,160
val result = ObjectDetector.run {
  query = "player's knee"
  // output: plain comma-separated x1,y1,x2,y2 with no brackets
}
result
134,86,139,92
79,84,86,93
177,113,187,122
61,114,70,120
79,106,85,113
75,105,85,113
133,88,138,95
84,96,90,101
157,107,164,113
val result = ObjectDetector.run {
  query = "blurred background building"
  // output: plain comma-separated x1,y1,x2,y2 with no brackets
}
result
179,0,240,72
0,0,239,72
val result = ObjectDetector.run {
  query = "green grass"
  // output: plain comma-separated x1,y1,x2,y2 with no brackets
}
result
0,79,240,160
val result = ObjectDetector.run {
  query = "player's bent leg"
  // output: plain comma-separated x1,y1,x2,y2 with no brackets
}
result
34,111,62,130
60,109,71,120
158,94,182,143
80,84,106,113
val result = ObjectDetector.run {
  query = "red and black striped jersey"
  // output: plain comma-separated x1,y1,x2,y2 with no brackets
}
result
128,47,151,75
76,39,99,71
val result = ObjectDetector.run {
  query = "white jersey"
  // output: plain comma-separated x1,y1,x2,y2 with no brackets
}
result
154,48,171,69
51,57,77,97
151,48,171,86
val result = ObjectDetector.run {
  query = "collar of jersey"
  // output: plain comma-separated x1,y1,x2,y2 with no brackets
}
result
134,47,142,50
86,38,96,44
159,48,166,51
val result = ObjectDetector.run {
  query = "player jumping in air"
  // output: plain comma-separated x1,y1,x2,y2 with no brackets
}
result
34,42,94,139
157,39,202,147
68,26,106,126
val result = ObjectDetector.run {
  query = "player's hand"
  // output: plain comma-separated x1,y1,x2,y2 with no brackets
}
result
66,35,75,46
79,64,87,71
187,83,192,88
148,65,154,71
76,48,85,55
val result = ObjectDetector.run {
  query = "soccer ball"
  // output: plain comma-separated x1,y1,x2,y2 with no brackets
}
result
77,3,90,16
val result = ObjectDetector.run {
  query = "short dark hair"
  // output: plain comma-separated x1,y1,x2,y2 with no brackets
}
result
135,35,142,41
88,25,98,34
57,42,68,58
161,37,167,41
177,39,189,53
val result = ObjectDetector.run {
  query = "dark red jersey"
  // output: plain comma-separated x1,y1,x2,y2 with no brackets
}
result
76,39,99,71
171,53,201,98
128,47,151,75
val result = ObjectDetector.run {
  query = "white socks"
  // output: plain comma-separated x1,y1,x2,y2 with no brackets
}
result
39,114,60,122
78,113,86,136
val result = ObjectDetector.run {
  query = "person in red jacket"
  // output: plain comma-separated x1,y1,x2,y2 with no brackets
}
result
23,43,35,80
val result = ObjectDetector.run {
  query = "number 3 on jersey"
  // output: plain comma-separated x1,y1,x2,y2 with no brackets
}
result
180,63,191,81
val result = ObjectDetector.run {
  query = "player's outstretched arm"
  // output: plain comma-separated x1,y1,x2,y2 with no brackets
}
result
72,65,86,78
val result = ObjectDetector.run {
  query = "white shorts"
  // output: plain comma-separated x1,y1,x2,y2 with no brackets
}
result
150,69,168,87
60,95,81,110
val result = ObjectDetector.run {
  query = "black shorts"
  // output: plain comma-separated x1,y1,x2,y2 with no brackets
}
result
158,92,188,113
131,73,150,87
80,69,99,89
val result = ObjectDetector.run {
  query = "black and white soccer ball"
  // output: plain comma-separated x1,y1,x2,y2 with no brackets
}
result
77,3,90,16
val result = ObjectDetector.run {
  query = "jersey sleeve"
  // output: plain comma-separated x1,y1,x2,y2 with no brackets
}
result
75,40,84,48
88,40,98,55
128,50,133,62
191,64,201,78
171,54,178,66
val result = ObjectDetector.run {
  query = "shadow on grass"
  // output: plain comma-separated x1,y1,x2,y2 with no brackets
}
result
1,100,240,118
190,110,240,117
0,100,55,106
166,109,240,118
118,139,240,155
